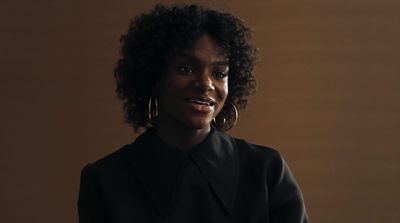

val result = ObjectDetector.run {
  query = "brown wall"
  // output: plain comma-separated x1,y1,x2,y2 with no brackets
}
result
0,0,399,222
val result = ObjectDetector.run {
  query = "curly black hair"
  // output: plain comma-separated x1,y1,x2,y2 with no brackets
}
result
114,4,257,132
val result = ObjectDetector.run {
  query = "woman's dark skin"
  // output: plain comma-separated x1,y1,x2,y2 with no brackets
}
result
155,34,229,150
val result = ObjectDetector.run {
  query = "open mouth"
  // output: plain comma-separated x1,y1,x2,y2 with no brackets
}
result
186,98,215,106
185,96,216,113
185,96,216,105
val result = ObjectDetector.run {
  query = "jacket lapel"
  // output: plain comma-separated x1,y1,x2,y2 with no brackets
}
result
127,128,239,217
127,129,189,218
189,129,238,215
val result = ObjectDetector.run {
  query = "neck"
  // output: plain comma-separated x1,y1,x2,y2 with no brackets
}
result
156,117,211,151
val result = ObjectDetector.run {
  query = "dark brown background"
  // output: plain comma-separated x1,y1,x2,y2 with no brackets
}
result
1,0,399,222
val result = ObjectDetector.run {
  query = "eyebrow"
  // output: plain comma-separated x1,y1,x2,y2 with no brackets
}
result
175,52,229,66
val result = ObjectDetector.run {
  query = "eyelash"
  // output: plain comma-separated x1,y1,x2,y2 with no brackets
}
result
178,65,228,79
178,65,194,74
212,71,227,79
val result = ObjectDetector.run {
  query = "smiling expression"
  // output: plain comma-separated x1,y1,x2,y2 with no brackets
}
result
155,34,229,131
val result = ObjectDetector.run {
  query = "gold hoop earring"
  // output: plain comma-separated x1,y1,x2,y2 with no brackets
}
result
147,96,158,124
211,101,238,132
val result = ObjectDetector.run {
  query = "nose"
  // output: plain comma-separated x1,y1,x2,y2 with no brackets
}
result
193,69,215,92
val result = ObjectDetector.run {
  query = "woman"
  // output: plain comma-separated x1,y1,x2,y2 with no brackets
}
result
78,4,308,223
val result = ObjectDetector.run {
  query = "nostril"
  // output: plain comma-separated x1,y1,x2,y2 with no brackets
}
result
193,76,215,91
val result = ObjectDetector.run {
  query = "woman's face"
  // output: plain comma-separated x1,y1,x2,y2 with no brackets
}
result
156,34,229,131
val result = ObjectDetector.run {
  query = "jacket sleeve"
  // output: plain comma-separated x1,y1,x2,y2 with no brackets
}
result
266,150,309,223
78,164,109,223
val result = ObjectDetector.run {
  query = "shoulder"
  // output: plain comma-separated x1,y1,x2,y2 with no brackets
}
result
227,138,308,221
229,135,284,165
89,144,131,166
81,142,137,179
81,129,154,177
230,135,303,198
229,135,293,186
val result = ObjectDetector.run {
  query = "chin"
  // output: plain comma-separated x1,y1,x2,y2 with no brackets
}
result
182,118,211,130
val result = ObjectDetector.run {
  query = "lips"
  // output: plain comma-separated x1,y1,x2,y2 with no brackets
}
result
184,96,216,113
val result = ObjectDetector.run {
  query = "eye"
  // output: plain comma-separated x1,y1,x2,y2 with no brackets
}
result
178,65,194,74
212,71,228,79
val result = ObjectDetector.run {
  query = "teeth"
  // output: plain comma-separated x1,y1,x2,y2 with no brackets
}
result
190,99,211,106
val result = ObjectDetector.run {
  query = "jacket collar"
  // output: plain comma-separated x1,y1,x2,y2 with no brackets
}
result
127,128,238,218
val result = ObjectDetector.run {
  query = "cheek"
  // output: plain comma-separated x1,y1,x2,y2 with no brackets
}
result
157,73,183,95
215,81,229,114
219,81,229,101
224,82,229,98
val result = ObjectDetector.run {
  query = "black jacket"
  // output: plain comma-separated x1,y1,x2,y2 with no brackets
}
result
78,128,308,222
